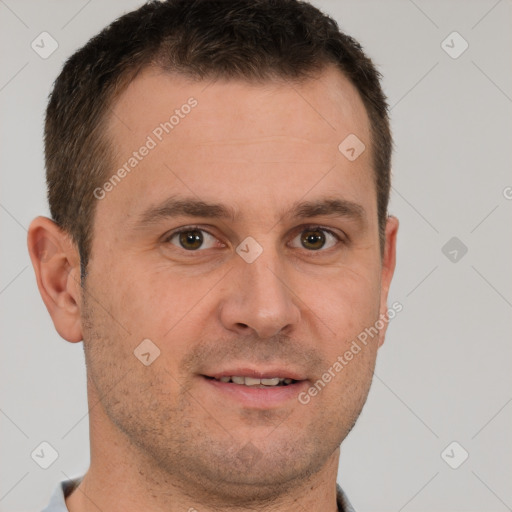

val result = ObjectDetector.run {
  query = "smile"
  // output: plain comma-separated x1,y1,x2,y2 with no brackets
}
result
205,375,297,387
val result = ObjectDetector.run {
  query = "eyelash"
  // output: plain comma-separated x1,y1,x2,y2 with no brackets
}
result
163,224,345,252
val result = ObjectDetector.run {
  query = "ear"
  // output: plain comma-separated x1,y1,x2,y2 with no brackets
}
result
27,216,83,343
377,215,399,348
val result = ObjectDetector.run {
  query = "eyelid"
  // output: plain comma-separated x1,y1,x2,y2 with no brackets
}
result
163,224,213,242
163,224,225,248
293,224,344,238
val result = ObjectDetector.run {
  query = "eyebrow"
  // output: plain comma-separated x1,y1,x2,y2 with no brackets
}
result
133,195,366,229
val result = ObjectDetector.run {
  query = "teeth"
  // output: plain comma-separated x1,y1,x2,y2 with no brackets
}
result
216,376,294,386
261,377,280,386
244,376,262,386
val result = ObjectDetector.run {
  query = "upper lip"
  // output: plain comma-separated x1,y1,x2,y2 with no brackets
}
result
203,367,307,381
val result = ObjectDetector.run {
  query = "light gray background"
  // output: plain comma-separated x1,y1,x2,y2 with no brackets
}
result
1,1,511,511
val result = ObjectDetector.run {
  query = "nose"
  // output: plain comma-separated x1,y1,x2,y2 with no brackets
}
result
218,248,301,339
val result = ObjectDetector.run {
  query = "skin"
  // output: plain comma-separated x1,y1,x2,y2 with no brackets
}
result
28,65,398,512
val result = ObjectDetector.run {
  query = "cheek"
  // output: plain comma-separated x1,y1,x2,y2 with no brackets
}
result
310,267,381,409
310,266,382,342
95,261,216,355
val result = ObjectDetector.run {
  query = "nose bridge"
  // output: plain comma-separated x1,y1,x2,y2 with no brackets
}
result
245,250,288,306
220,238,300,338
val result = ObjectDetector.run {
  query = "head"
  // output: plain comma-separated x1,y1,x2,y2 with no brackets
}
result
29,0,397,504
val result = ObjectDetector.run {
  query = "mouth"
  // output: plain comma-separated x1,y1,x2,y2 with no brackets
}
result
203,375,299,388
200,369,309,407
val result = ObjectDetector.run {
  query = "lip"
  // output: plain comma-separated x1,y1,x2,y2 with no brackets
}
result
200,371,309,408
204,367,307,380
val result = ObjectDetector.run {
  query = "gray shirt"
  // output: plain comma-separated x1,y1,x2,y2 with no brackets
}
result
41,477,356,512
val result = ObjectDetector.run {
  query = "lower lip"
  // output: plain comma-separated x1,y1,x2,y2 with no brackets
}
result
201,376,309,408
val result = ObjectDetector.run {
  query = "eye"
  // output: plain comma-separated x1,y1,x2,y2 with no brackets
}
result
289,227,340,251
166,228,221,251
164,225,342,253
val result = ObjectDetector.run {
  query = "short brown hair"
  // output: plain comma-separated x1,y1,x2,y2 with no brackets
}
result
45,0,392,279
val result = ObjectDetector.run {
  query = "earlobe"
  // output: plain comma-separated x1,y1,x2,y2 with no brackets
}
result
27,216,83,343
378,215,399,348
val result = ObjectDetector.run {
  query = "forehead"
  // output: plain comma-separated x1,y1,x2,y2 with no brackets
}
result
109,65,369,144
98,65,374,229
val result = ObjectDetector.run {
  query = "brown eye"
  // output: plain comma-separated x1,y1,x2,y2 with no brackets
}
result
300,229,326,250
289,227,340,251
167,228,220,251
178,230,203,250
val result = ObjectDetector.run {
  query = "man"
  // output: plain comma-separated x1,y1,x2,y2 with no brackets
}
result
28,0,398,510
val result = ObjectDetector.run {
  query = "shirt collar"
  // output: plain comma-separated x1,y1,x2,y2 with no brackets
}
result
336,482,357,512
41,477,82,512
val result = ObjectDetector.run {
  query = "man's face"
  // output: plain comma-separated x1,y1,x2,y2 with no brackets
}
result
81,66,396,499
